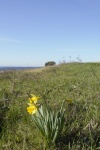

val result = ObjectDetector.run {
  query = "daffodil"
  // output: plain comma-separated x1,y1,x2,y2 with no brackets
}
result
66,99,73,103
27,104,37,114
29,94,40,104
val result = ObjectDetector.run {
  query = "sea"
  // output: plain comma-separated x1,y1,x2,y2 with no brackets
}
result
0,66,42,71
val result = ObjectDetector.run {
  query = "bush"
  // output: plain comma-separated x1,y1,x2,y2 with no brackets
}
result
45,61,56,66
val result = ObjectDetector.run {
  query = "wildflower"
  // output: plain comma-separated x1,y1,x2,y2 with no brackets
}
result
27,104,37,114
66,99,73,103
29,94,40,104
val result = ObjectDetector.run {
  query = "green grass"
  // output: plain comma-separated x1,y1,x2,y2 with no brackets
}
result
0,63,100,150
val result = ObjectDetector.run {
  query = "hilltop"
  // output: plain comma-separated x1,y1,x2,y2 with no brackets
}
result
0,63,100,150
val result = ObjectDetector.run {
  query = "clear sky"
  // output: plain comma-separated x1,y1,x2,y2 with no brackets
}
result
0,0,100,66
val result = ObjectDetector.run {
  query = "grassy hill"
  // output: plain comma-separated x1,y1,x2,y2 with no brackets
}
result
0,63,100,150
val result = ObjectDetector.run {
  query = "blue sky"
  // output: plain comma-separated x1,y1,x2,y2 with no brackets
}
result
0,0,100,66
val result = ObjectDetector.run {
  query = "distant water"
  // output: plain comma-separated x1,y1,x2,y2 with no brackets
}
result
0,66,42,71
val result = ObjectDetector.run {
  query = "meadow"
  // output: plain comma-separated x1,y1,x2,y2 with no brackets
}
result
0,63,100,150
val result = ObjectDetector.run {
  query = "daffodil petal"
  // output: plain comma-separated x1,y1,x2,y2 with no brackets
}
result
29,94,40,104
27,105,37,114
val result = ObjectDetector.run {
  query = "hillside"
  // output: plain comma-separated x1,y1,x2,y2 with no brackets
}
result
0,63,100,150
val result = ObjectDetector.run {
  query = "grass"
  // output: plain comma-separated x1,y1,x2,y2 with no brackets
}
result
0,63,100,150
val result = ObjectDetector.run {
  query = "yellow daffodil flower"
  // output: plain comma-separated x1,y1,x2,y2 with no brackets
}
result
29,94,40,104
27,104,37,114
66,99,73,103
